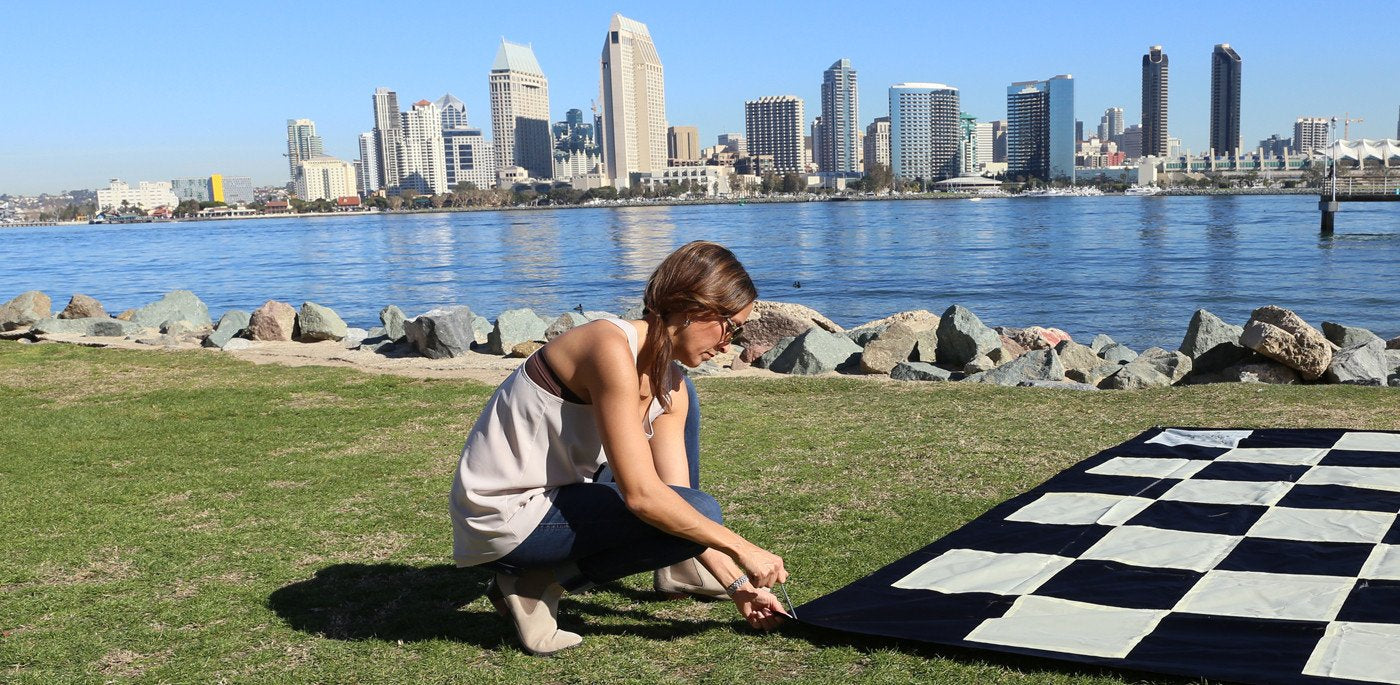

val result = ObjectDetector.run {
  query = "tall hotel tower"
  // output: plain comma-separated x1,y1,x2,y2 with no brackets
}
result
888,83,961,182
1006,75,1075,182
819,58,860,173
372,87,404,190
489,39,552,180
1141,45,1169,157
400,100,448,194
285,119,323,185
1209,44,1242,157
744,96,806,174
599,14,667,188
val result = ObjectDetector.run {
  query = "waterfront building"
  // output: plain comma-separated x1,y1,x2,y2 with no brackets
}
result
667,125,699,163
1258,134,1291,157
810,117,823,173
285,119,324,186
1006,75,1075,182
959,114,979,175
372,87,404,190
210,174,253,205
552,108,601,180
1119,125,1143,159
436,93,468,130
489,39,553,181
1076,120,1084,144
96,179,179,211
1209,43,1242,157
863,116,890,173
819,58,860,173
357,132,380,194
400,100,448,194
1098,107,1124,144
974,122,993,172
295,157,358,202
1142,45,1169,157
599,14,667,187
638,165,731,196
718,133,747,156
171,177,211,202
744,95,806,174
443,127,495,190
990,119,1008,163
888,83,961,183
1168,137,1184,158
1294,117,1329,154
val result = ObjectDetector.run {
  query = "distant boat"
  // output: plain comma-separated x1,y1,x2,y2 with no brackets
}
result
968,197,983,202
1124,185,1161,196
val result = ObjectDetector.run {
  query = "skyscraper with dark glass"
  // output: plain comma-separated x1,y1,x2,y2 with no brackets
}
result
1141,45,1168,157
1209,44,1242,157
1006,75,1074,182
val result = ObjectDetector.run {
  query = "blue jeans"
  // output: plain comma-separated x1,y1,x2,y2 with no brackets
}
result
486,376,716,590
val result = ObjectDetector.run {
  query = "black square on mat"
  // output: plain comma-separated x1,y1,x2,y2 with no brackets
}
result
1126,500,1267,536
798,587,1018,643
1191,461,1311,483
1385,519,1400,546
943,520,1114,558
1031,559,1202,610
1236,429,1347,450
1215,538,1373,577
1335,579,1400,623
1127,613,1328,680
1277,484,1400,513
1039,474,1177,499
1319,449,1400,468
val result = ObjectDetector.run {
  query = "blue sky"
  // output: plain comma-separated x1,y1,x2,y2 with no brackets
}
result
3,0,1397,195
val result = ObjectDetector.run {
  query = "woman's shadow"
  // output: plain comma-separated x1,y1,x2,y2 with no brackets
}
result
267,563,731,647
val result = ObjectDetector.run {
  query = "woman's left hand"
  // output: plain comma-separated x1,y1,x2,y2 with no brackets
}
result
732,587,786,631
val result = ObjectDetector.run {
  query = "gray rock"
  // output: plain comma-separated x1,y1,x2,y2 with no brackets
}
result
58,294,107,320
0,291,52,331
203,310,251,349
682,361,724,377
1179,309,1243,358
1055,340,1103,377
1222,360,1301,385
1099,343,1138,364
125,290,212,330
1387,350,1400,374
90,319,143,337
405,306,477,359
765,328,861,375
1070,362,1123,386
1090,334,1116,354
737,300,835,364
342,327,368,350
963,355,997,374
936,305,1002,367
366,326,386,339
1322,321,1383,349
1018,380,1099,391
471,315,491,344
1241,305,1332,381
754,336,796,369
1390,374,1400,388
161,320,202,337
622,302,646,320
891,361,952,382
1101,359,1173,390
1135,347,1193,384
298,302,348,342
31,317,142,337
967,349,1065,386
859,322,919,374
846,325,887,347
546,312,589,341
29,317,88,335
485,308,549,355
910,328,939,363
1323,338,1390,386
380,305,407,341
220,337,253,351
1388,335,1400,350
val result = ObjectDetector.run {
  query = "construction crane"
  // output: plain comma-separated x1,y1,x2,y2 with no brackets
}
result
1341,112,1365,141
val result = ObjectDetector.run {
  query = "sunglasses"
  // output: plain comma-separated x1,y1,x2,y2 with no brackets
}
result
721,315,745,344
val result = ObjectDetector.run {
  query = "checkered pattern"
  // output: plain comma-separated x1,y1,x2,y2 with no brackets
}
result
795,428,1400,685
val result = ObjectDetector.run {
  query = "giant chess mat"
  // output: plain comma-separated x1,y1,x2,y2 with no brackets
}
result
795,428,1400,685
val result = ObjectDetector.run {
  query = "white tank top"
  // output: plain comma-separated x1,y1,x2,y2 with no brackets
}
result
450,317,667,566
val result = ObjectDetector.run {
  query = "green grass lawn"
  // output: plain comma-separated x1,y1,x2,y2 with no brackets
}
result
2,341,1398,684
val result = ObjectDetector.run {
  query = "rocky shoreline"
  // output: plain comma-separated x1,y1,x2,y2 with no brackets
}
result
2,289,1397,389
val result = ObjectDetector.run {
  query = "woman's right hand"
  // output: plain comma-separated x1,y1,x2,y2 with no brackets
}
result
736,544,788,587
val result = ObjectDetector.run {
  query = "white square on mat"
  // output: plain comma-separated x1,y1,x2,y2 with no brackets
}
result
1174,570,1354,622
892,549,1074,596
1215,448,1329,466
1081,525,1241,572
1086,457,1209,480
1145,428,1251,449
1361,544,1400,580
1303,621,1400,684
1298,465,1400,493
1332,432,1400,453
966,595,1169,659
1161,479,1294,506
1248,506,1396,544
1004,492,1155,526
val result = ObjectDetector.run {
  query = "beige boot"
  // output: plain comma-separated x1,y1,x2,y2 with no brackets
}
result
653,557,728,600
489,571,583,656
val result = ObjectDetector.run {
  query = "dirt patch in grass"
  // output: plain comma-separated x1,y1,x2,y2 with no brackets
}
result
23,548,137,589
96,647,172,678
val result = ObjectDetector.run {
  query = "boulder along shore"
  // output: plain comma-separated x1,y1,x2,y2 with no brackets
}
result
2,289,1398,389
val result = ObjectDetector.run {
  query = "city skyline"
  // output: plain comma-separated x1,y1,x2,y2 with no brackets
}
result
3,1,1399,194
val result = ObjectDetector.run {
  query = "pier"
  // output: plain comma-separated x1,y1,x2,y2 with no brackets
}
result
1316,139,1400,234
1319,179,1400,234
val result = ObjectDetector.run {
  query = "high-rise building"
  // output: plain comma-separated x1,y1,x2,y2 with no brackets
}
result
436,93,468,130
744,96,805,174
1258,134,1291,157
718,133,747,157
400,100,448,194
171,178,211,202
210,174,253,205
553,108,600,179
990,120,1008,163
1097,107,1124,143
372,88,404,190
819,58,860,173
888,83,961,182
863,116,890,173
810,117,823,171
444,127,495,190
296,157,358,202
959,114,979,175
1293,117,1329,155
1119,125,1143,158
1141,45,1169,157
667,126,699,162
285,119,323,185
1209,43,1242,157
974,122,994,171
1006,75,1075,182
357,132,380,194
489,39,552,180
599,14,667,187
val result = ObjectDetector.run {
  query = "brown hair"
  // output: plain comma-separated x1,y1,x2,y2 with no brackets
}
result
640,241,757,411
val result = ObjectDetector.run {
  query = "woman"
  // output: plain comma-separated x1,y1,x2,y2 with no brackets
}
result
450,241,788,655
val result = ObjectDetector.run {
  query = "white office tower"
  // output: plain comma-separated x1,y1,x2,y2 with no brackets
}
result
745,96,806,173
443,127,495,190
436,93,468,130
819,58,860,173
1294,117,1330,153
372,87,404,190
975,122,994,171
864,116,890,173
400,100,448,194
357,132,380,194
489,39,553,180
599,14,667,188
1097,107,1124,142
888,83,961,182
296,157,358,202
286,119,324,185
